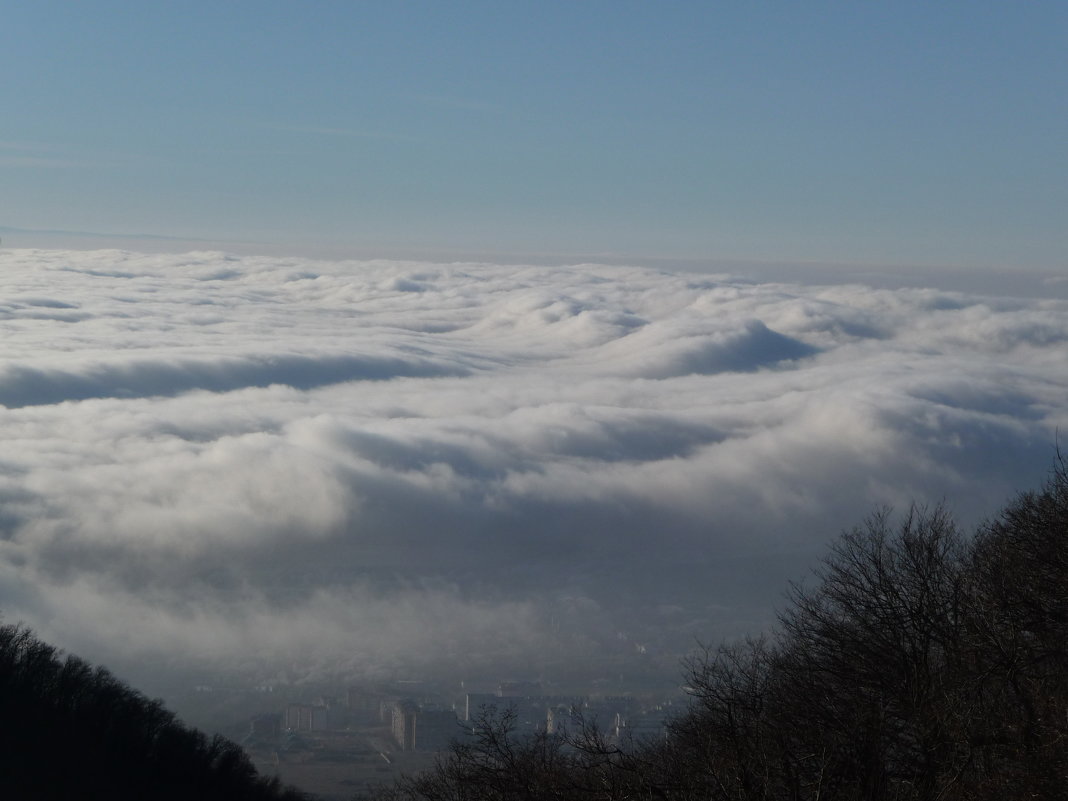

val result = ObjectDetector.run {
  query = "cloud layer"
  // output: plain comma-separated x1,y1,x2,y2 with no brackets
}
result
0,249,1065,687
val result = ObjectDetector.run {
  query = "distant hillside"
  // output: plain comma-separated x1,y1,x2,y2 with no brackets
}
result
0,625,308,801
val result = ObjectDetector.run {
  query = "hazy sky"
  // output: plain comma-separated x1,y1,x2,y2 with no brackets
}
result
4,2,1066,269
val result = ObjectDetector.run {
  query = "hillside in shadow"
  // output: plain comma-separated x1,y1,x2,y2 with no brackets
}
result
0,624,308,800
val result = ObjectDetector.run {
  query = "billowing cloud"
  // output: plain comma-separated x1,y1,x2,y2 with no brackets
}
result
0,248,1065,691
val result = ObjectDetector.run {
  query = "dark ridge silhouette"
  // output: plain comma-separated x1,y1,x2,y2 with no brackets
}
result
364,454,1068,800
0,625,307,801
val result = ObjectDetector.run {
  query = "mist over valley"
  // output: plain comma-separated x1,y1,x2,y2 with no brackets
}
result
0,248,1063,712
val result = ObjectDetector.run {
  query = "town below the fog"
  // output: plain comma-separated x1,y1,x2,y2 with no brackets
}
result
200,673,680,800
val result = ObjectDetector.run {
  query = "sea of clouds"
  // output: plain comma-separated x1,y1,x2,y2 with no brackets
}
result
0,248,1065,686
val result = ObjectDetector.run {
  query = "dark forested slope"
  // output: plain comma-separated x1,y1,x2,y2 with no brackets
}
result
0,624,307,801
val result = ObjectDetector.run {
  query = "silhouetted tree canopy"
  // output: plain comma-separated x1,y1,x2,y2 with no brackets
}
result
0,624,307,801
364,455,1068,800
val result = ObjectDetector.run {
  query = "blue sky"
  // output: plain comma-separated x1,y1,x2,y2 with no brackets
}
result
3,2,1066,269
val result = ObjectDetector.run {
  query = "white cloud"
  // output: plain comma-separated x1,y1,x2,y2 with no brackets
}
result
0,248,1063,687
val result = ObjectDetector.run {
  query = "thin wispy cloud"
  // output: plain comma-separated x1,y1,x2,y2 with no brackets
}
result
0,140,58,152
268,123,421,142
0,139,134,171
0,248,1063,687
0,140,94,169
411,93,510,114
0,156,86,168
